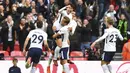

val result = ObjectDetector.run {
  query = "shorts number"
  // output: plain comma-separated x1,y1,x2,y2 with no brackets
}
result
32,34,43,44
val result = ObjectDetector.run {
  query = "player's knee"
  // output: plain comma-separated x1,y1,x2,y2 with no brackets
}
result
32,63,37,67
101,60,107,66
60,61,63,65
106,62,110,65
61,60,68,65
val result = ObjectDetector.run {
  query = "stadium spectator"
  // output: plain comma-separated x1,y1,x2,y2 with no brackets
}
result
1,15,16,54
121,5,130,39
117,13,128,40
9,58,21,73
2,0,12,12
78,19,91,57
47,0,59,24
16,18,28,51
34,14,48,32
31,1,38,12
22,0,32,16
98,0,105,20
76,0,84,19
104,5,117,24
25,13,35,30
10,3,20,25
0,5,8,24
89,15,99,43
37,0,48,18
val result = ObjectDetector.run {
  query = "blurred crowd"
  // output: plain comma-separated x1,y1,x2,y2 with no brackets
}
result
0,0,129,58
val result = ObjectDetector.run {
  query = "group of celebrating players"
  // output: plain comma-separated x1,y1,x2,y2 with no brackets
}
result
22,4,123,73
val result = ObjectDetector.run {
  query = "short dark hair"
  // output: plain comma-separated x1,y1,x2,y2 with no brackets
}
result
13,57,18,62
107,17,114,25
37,21,43,28
63,16,70,24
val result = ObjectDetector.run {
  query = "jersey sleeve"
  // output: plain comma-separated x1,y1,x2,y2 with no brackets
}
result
69,21,77,35
58,27,65,35
95,29,109,43
117,30,123,41
27,31,32,38
53,20,57,26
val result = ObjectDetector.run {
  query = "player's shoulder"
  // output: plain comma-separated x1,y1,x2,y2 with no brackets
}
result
112,27,120,33
29,29,35,33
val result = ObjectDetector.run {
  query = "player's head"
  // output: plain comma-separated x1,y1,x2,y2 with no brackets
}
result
66,4,74,13
61,16,70,26
12,57,18,66
36,21,43,28
106,17,114,27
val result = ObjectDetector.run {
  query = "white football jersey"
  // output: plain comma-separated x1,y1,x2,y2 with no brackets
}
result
27,28,47,49
68,19,77,35
95,27,123,52
58,26,70,48
53,20,63,31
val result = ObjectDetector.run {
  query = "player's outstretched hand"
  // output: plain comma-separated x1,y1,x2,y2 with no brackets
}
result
90,42,96,50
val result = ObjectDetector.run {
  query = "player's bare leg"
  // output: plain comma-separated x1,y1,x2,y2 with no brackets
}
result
53,39,62,66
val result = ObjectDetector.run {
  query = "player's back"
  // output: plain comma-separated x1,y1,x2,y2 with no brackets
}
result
29,29,47,49
104,27,123,52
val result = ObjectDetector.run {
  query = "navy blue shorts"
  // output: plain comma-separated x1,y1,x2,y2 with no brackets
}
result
26,48,43,64
102,52,115,62
59,47,69,60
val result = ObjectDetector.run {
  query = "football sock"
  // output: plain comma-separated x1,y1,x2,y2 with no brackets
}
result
30,67,36,73
107,64,112,73
48,53,53,66
102,64,110,73
63,63,70,73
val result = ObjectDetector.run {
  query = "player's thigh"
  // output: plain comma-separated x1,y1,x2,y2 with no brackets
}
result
26,48,34,62
102,52,115,64
55,39,62,47
54,46,60,60
33,48,43,64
